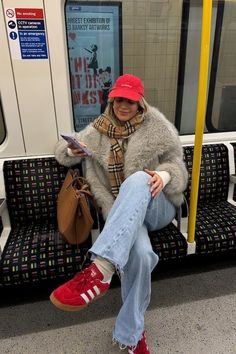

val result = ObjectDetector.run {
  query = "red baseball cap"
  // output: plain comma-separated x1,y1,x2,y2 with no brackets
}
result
108,74,144,101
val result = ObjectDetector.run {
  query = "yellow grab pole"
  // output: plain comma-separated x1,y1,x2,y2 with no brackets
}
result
187,0,213,243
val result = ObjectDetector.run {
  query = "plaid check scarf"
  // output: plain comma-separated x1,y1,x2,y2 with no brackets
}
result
93,112,144,197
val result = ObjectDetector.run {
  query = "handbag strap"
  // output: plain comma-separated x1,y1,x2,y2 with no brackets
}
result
75,188,93,199
67,169,98,209
66,170,88,190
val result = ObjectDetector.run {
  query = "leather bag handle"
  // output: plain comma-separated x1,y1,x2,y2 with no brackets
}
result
67,169,98,209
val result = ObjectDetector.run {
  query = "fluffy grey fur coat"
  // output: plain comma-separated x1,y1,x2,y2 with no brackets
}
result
55,106,188,219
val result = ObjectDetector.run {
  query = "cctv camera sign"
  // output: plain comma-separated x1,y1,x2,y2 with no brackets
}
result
66,2,122,131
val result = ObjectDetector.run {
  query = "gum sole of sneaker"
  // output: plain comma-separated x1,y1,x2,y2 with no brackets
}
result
49,291,108,312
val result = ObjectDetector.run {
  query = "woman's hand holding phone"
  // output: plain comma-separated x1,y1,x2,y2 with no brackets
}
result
61,134,92,157
68,141,89,157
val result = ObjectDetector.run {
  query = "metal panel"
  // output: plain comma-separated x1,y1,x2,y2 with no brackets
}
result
44,0,74,135
0,1,25,158
3,0,58,155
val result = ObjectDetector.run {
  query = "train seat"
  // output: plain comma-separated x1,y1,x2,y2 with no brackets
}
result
184,144,236,255
0,158,91,287
0,157,187,287
149,223,187,261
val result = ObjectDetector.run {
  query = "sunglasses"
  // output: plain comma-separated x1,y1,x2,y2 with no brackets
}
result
114,97,138,105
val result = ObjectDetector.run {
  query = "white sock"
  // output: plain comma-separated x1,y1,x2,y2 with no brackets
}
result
94,256,115,282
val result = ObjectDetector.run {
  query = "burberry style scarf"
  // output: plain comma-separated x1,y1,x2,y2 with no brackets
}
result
93,112,144,197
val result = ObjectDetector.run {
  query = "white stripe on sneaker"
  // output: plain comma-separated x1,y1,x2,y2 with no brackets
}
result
80,286,102,305
93,285,100,295
87,289,95,299
81,293,90,304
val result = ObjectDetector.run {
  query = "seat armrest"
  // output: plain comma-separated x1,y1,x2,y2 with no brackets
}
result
175,206,181,229
173,195,189,234
0,198,6,212
230,174,236,184
176,195,189,229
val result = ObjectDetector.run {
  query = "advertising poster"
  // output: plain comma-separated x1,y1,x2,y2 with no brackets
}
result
65,2,122,131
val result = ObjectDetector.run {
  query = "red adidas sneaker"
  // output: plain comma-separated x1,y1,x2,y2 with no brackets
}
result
128,331,150,354
50,263,110,311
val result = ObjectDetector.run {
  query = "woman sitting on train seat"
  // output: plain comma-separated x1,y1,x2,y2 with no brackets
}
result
50,74,188,353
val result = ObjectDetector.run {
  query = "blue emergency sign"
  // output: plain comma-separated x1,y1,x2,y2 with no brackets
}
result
18,31,48,59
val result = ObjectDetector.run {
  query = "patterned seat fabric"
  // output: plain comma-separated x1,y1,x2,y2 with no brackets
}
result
184,144,236,254
184,144,229,204
231,143,236,201
0,158,91,287
149,223,187,261
196,201,236,254
4,158,70,225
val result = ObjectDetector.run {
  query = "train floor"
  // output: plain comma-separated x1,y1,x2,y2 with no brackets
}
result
1,254,236,354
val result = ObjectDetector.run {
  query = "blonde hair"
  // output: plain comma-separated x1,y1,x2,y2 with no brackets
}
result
104,97,150,118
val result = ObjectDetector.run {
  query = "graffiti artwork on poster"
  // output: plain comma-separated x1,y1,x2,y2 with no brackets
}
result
65,2,122,131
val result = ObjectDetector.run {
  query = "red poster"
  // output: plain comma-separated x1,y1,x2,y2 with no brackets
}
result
15,8,44,19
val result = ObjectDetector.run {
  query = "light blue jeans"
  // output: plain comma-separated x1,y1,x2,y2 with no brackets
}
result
89,171,176,347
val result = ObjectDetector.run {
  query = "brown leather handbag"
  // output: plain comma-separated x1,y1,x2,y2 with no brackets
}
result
57,169,95,244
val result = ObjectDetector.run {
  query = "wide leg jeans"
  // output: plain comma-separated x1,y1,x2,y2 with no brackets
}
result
89,171,176,346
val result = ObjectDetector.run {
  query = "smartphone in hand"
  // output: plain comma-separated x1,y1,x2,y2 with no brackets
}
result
60,133,92,156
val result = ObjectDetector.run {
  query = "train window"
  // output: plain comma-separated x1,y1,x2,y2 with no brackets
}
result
206,0,236,132
65,0,184,131
176,0,236,134
0,96,6,145
175,1,217,134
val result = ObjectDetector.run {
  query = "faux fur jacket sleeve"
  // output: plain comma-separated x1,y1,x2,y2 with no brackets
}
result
149,108,188,199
